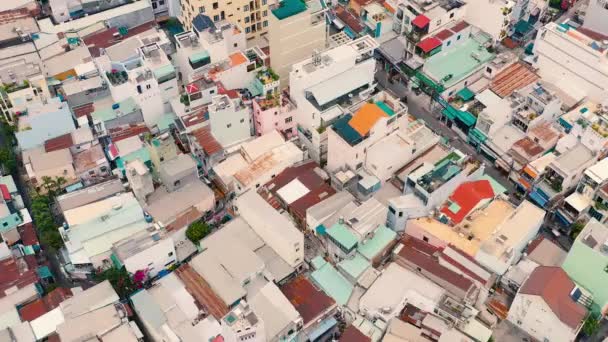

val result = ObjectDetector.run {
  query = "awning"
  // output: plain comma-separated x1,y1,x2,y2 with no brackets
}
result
456,87,475,101
412,14,430,29
153,64,175,80
417,37,442,53
455,110,476,127
306,70,371,106
514,20,533,35
186,83,199,94
308,317,338,341
316,224,327,236
468,128,487,143
189,50,210,64
442,106,458,120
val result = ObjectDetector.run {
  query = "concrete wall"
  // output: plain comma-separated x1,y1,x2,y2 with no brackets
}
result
507,293,579,342
122,238,176,278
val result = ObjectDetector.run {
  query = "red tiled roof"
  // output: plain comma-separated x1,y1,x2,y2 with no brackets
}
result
335,6,365,33
490,62,539,98
83,21,157,57
19,287,73,321
0,256,39,298
190,126,222,156
434,29,453,41
290,184,336,219
439,245,492,285
519,266,587,329
280,276,336,324
440,180,494,224
417,37,442,53
576,27,608,42
181,106,208,128
175,264,229,319
511,137,544,158
0,184,10,201
18,222,39,246
19,299,47,321
398,236,474,292
339,325,371,342
166,207,201,232
450,21,469,33
109,123,150,142
72,103,95,118
44,133,74,152
412,14,430,29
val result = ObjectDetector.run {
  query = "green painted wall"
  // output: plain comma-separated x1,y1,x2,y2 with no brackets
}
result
562,240,608,315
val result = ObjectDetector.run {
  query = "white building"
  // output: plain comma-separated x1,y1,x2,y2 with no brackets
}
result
125,159,154,203
208,94,252,148
533,22,608,103
59,192,151,276
475,200,545,275
96,33,177,127
582,0,608,37
268,0,328,87
290,35,378,164
507,266,587,342
235,191,305,271
111,228,176,278
464,0,516,42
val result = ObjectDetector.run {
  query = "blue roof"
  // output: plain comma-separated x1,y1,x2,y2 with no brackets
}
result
332,114,362,146
192,14,216,32
310,264,354,306
357,225,397,260
16,105,76,150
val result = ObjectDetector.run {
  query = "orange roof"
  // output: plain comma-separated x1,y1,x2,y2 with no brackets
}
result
229,52,247,67
348,103,389,136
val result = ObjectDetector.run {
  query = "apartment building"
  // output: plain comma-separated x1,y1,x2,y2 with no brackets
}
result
179,0,271,42
269,0,328,86
533,22,608,103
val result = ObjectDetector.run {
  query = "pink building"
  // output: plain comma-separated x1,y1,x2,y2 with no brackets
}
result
252,92,297,137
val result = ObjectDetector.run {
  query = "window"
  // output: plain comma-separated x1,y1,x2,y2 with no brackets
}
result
457,34,461,40
449,12,454,18
388,206,396,214
146,84,151,89
245,27,251,33
244,4,249,11
227,123,232,128
263,20,268,27
263,10,267,16
255,183,260,188
212,2,218,9
234,42,238,47
199,6,205,12
100,166,108,172
213,14,220,21
174,180,181,187
486,66,492,74
245,16,250,23
262,0,267,4
285,117,292,123
221,11,225,20
168,252,173,257
209,89,215,94
88,170,96,175
240,118,245,123
423,236,429,242
399,211,403,217
447,41,451,46
436,19,441,25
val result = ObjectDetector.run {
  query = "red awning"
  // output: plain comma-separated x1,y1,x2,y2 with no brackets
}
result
417,37,442,53
412,14,430,29
186,83,199,94
0,184,10,201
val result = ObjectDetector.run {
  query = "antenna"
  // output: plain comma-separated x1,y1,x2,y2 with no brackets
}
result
312,50,322,66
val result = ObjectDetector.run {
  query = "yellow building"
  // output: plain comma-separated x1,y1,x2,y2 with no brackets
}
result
179,0,270,42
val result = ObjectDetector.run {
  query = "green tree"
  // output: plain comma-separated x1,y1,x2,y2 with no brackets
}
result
40,230,63,251
94,266,137,300
186,221,211,244
583,315,600,336
570,221,586,239
0,147,16,173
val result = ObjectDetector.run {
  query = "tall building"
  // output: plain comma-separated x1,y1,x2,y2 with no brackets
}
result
268,0,328,87
582,0,608,37
179,0,270,42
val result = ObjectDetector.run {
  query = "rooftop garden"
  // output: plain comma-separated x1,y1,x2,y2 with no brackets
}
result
256,68,279,85
591,122,608,138
1,80,30,94
106,70,129,86
257,92,280,111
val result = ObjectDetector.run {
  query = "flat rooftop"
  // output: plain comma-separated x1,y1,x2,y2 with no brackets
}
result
407,199,515,255
424,37,495,89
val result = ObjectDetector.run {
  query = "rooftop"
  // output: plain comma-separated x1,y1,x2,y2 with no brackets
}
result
73,145,106,173
552,143,595,175
145,178,214,224
271,0,308,20
490,62,539,98
519,266,587,329
479,200,545,258
357,225,397,260
310,262,354,306
249,282,301,340
423,37,495,89
0,255,38,298
407,199,515,255
337,253,370,280
526,236,567,267
575,219,608,254
44,133,73,153
440,180,495,224
326,222,359,251
91,97,139,122
174,264,229,320
16,104,76,150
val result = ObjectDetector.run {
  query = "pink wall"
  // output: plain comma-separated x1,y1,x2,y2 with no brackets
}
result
252,96,296,137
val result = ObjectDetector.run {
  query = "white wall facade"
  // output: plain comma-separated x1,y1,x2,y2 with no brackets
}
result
507,293,579,342
208,95,252,147
583,0,608,37
122,238,177,278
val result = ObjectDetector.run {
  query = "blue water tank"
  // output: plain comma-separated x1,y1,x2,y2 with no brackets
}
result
144,212,153,223
112,103,120,110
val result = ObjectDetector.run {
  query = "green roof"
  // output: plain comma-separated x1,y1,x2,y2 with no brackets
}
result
375,101,395,116
442,106,458,120
0,212,22,233
92,97,138,122
153,64,176,80
424,38,495,89
156,112,177,131
455,110,476,127
37,266,53,279
456,87,475,101
116,147,151,171
272,0,307,20
327,223,359,251
337,253,370,280
448,202,461,213
310,263,354,306
468,128,487,143
189,50,210,64
357,225,397,260
311,256,327,270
